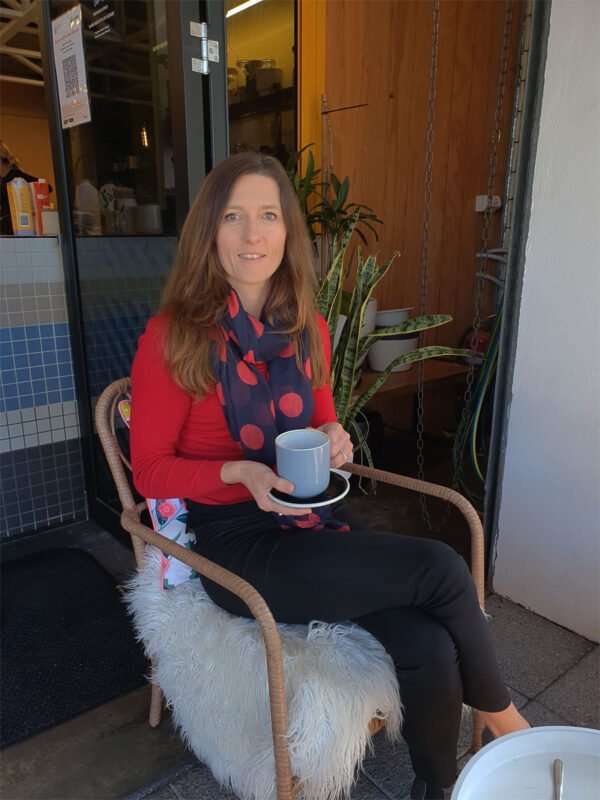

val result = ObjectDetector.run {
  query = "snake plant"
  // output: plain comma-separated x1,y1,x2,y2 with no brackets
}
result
316,215,468,465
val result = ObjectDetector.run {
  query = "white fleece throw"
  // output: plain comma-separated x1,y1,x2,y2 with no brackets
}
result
125,548,402,800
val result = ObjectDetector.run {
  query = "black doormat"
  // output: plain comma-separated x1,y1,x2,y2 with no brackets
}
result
0,547,148,749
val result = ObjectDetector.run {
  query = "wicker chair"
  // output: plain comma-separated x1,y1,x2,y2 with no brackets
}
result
95,377,485,800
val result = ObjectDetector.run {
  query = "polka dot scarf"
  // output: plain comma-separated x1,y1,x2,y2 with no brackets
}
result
215,289,349,532
216,289,314,465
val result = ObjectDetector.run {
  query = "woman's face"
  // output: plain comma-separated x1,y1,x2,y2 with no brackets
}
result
216,173,287,302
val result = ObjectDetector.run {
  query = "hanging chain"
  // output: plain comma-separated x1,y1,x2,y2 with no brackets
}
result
501,0,533,251
453,0,514,479
417,0,513,529
416,0,441,531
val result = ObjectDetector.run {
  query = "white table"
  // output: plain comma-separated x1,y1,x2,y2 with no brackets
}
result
452,726,600,800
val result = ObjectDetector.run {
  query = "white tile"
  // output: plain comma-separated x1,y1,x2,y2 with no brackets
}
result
0,412,6,427
30,238,47,252
15,239,31,252
0,439,11,454
49,402,63,417
35,406,50,419
24,434,39,448
20,408,35,422
64,414,78,428
1,253,17,269
0,425,8,440
36,418,51,432
10,436,24,450
51,415,65,430
65,426,80,440
22,269,36,282
22,421,38,435
9,423,24,437
16,253,32,267
62,400,77,415
6,410,21,424
45,251,59,267
1,238,16,254
38,431,52,445
46,265,61,282
51,428,66,442
31,252,46,267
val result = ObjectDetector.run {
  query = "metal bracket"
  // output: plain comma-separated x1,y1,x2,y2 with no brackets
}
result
190,21,219,75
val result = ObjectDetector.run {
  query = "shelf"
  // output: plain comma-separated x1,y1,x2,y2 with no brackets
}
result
356,360,469,399
228,86,295,121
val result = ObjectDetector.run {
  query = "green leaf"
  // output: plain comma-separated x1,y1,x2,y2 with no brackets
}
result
333,176,349,211
348,347,470,423
356,314,453,361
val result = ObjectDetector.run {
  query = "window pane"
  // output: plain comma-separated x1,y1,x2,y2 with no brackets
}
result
53,0,176,237
226,0,296,165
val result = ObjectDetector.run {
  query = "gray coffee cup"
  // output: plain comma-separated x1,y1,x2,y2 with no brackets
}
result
275,429,330,498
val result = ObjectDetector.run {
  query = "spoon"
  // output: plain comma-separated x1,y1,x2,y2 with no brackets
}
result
553,758,564,800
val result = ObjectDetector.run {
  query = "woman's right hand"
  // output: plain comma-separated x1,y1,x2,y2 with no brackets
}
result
220,460,311,516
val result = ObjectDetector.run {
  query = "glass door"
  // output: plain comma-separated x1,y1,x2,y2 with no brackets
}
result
42,0,228,535
225,0,297,166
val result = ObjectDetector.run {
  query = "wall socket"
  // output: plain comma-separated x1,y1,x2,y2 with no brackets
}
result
475,195,502,212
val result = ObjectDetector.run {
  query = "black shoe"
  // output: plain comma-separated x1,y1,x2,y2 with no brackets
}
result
409,777,455,800
410,778,427,800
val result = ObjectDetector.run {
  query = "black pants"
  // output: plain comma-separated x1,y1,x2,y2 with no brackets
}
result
188,500,510,791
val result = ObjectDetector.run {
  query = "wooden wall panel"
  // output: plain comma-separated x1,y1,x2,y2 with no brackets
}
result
324,0,521,348
298,0,326,169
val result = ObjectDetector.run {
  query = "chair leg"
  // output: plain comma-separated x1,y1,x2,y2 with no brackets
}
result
148,657,163,727
471,709,484,752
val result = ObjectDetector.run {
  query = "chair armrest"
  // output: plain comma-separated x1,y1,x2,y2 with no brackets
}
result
343,462,485,609
120,506,294,789
121,507,279,630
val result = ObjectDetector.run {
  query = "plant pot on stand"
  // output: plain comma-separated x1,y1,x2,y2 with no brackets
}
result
368,308,418,373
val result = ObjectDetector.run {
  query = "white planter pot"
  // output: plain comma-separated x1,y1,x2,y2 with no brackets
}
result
374,307,413,327
368,307,417,373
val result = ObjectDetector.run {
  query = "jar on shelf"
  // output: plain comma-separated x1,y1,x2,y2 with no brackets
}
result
236,60,248,101
256,59,283,96
227,67,240,103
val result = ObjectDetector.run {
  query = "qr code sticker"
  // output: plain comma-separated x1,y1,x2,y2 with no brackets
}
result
62,54,79,98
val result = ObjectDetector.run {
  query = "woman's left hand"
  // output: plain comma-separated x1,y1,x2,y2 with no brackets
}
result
318,422,353,469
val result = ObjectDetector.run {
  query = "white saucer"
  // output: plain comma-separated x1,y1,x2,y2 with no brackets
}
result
451,726,600,800
268,469,350,509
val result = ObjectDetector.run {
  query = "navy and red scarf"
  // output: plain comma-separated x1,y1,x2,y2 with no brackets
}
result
214,289,349,532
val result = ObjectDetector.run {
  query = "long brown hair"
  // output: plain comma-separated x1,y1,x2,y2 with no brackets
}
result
160,152,327,399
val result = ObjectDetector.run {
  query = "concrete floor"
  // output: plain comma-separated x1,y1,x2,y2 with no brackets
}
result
1,435,599,800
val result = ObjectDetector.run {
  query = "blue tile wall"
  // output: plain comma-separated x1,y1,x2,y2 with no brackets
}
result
0,323,75,412
1,236,85,539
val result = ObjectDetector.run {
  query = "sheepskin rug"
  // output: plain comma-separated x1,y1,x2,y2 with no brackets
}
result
125,548,402,800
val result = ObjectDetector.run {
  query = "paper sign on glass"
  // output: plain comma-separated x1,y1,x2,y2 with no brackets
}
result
52,4,92,129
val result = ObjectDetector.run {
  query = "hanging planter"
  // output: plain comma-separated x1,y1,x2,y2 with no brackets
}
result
316,214,469,483
368,308,419,373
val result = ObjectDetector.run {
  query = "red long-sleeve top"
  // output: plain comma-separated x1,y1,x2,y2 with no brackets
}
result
130,313,337,505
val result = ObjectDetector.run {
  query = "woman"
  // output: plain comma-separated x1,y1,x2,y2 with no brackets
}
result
130,152,528,800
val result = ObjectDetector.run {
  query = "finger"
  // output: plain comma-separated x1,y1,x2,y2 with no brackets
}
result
331,446,352,465
274,503,313,516
273,477,294,495
259,495,312,516
332,453,349,468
